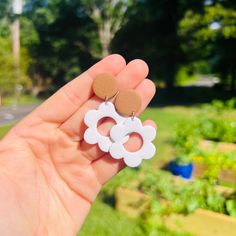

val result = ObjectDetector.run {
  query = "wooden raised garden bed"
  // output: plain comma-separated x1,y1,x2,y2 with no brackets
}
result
115,186,236,236
193,160,236,184
193,140,236,184
115,187,150,218
199,140,236,152
165,208,236,236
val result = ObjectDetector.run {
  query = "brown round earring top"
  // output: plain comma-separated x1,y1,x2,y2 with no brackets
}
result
93,73,118,99
115,90,142,116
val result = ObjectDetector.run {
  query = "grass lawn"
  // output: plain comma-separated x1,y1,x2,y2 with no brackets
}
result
0,124,13,138
1,94,42,106
0,105,198,235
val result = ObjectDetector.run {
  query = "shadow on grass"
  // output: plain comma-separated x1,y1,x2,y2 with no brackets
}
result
151,86,234,107
101,194,116,208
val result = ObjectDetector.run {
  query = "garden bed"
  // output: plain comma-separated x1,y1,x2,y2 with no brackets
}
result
193,140,236,183
115,173,236,236
199,140,236,152
193,162,236,184
165,208,236,236
115,187,150,218
115,182,234,218
199,139,236,152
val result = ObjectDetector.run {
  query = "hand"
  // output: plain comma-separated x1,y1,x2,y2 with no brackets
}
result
0,55,156,236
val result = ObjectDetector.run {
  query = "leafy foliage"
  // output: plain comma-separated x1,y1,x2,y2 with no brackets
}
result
0,36,31,95
138,170,235,217
1,0,236,91
173,121,199,164
179,0,236,92
173,99,236,178
226,197,236,217
197,99,236,143
192,149,236,180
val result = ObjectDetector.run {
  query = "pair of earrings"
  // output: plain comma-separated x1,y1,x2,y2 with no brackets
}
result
83,73,156,168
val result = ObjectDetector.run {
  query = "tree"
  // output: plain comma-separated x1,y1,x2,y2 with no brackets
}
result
179,0,236,93
21,0,98,89
0,0,31,98
81,0,132,57
112,0,205,87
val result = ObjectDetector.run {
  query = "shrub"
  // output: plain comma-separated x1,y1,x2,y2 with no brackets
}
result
0,36,32,96
173,121,199,164
197,99,236,143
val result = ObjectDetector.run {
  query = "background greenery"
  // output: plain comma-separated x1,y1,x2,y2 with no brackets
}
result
0,0,236,96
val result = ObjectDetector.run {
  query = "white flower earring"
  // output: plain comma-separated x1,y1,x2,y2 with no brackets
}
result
83,73,126,152
109,90,157,167
83,74,157,167
110,117,156,167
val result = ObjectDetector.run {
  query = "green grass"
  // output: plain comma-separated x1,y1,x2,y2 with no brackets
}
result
78,200,144,236
2,94,42,106
0,124,13,139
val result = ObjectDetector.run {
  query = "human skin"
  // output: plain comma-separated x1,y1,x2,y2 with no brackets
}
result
0,54,156,236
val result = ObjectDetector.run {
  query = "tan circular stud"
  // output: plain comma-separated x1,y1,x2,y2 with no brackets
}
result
93,73,118,100
115,90,142,116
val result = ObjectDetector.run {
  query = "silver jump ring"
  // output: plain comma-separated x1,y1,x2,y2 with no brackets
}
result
131,111,135,121
105,96,108,105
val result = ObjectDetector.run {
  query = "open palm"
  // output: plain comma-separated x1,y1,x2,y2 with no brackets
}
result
0,55,156,236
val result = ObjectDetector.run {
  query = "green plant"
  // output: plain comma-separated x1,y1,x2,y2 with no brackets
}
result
0,124,13,139
175,66,197,86
0,37,32,96
226,199,236,217
137,170,236,217
197,99,236,143
140,210,192,236
173,122,199,164
192,149,236,180
135,170,236,235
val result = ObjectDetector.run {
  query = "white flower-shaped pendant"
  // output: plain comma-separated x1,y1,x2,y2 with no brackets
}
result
109,117,156,167
83,102,127,152
83,102,157,167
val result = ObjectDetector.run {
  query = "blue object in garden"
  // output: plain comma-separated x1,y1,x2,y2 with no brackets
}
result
168,161,193,179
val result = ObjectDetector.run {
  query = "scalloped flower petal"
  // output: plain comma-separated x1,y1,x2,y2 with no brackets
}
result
142,126,157,141
84,128,98,144
110,116,157,167
84,110,98,127
124,156,142,168
83,101,126,152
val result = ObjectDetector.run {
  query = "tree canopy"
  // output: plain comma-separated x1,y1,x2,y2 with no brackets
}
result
0,0,235,94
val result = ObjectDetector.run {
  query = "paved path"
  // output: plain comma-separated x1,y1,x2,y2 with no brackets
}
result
183,77,220,87
0,104,39,126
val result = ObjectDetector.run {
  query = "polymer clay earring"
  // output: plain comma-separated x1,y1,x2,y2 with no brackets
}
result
83,74,157,167
109,90,156,167
83,73,126,152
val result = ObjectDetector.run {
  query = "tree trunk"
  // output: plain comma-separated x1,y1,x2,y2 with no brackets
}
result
99,21,112,57
11,15,20,84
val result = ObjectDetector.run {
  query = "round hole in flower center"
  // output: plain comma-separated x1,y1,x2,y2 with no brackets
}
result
97,117,116,137
124,132,143,153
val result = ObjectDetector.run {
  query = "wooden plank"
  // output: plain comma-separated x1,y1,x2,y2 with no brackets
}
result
199,140,236,152
165,209,236,236
115,187,150,218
